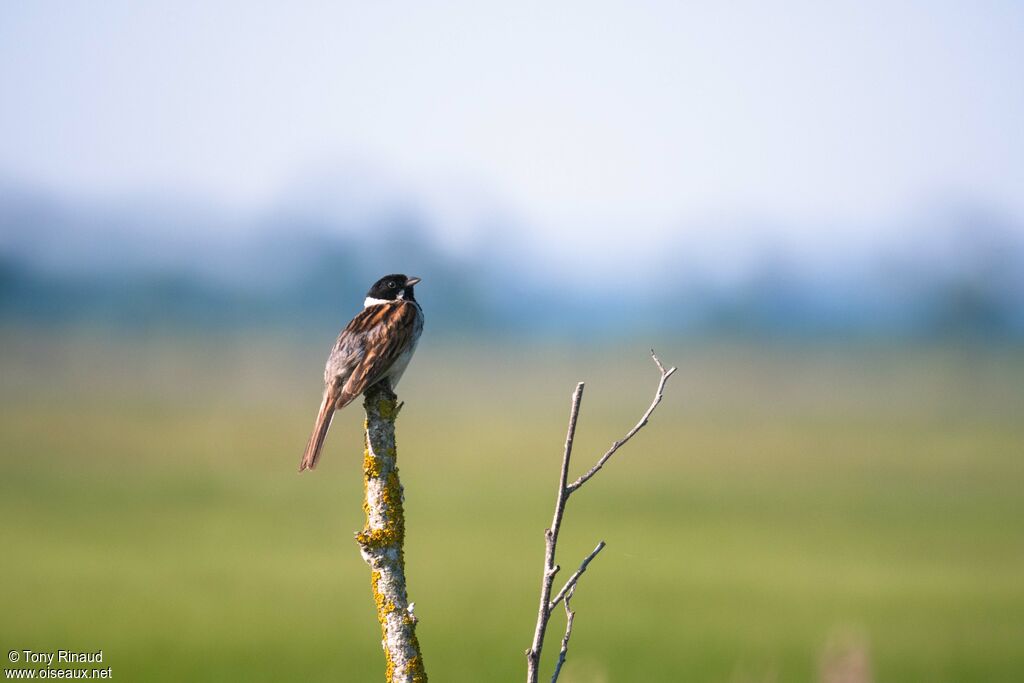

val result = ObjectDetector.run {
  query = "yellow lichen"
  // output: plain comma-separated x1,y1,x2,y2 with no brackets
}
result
363,444,383,478
359,387,425,681
406,654,427,682
377,398,398,421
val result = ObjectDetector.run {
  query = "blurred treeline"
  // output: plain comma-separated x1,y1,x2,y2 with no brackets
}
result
2,180,1022,341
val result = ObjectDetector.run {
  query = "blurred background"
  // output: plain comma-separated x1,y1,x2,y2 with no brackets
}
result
1,2,1022,681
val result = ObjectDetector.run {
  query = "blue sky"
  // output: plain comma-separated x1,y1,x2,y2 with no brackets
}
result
2,1,1022,258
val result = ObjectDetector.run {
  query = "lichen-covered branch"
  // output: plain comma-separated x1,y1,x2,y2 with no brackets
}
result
526,352,676,683
355,382,427,683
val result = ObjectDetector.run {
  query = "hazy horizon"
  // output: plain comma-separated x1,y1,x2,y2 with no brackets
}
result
2,2,1023,338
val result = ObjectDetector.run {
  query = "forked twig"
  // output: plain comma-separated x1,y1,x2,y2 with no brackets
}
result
549,585,578,683
567,352,677,492
525,351,676,683
549,541,605,611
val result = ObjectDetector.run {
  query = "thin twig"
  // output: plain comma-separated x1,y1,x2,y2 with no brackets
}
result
549,541,606,611
526,382,584,682
526,353,676,683
549,585,578,683
567,351,676,493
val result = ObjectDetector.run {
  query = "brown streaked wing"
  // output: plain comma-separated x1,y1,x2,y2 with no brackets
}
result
326,304,385,382
335,301,419,409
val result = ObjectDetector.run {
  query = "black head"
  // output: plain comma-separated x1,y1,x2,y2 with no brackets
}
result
366,274,421,302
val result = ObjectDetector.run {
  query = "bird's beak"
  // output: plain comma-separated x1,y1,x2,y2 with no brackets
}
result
405,276,422,287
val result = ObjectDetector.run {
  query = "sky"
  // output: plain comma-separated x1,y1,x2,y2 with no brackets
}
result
1,1,1023,257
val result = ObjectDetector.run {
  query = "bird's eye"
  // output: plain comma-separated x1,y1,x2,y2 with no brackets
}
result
388,281,396,289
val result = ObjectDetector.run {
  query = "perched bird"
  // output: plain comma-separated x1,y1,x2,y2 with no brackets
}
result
299,274,424,472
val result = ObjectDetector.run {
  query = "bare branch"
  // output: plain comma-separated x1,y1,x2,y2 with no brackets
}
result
567,351,676,493
526,382,584,682
549,541,606,611
526,353,675,683
650,348,670,375
559,382,585,496
549,585,578,683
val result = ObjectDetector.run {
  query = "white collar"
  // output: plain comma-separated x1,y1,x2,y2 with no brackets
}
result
365,289,412,307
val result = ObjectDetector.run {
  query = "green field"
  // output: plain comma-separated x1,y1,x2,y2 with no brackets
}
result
2,328,1022,682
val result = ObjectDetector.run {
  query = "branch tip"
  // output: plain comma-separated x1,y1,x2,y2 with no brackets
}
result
549,541,606,611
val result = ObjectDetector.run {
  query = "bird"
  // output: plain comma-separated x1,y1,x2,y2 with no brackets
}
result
299,274,424,472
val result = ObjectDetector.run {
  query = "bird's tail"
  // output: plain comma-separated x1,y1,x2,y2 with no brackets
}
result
299,390,337,472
